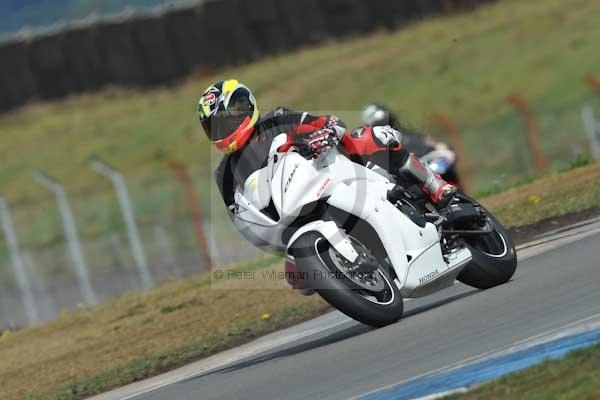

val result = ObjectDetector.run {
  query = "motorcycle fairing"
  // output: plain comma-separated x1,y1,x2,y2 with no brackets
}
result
231,134,468,294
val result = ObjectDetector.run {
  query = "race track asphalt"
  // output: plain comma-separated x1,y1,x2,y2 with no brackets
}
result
132,232,600,400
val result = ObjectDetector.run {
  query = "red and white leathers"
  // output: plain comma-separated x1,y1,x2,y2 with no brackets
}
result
340,125,457,205
215,109,347,208
214,109,455,210
285,118,456,205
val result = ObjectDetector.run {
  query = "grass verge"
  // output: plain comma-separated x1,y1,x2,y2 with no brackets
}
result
0,160,598,400
1,0,600,250
28,302,331,400
480,158,600,227
0,254,330,400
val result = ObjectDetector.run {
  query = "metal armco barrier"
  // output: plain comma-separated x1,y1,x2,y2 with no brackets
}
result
240,0,295,56
0,0,497,112
131,14,182,85
0,40,37,110
319,0,373,37
97,20,146,86
28,32,73,99
63,25,108,92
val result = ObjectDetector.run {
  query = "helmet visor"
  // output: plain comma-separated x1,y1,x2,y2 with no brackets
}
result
202,88,255,141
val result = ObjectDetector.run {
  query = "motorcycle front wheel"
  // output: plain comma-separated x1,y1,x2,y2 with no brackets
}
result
290,232,404,327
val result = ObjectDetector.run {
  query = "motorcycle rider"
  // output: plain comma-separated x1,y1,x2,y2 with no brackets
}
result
362,103,461,185
198,79,457,212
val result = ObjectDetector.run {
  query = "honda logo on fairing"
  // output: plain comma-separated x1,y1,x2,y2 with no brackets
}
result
284,163,299,193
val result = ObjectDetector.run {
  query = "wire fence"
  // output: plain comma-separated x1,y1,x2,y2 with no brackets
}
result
0,162,261,329
427,89,600,193
1,81,600,330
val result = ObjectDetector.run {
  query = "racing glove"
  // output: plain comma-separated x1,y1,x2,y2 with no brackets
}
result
281,127,339,159
304,127,339,158
278,114,346,158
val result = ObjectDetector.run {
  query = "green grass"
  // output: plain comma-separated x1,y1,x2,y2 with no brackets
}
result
482,159,600,227
0,254,331,400
25,302,329,400
449,342,600,400
1,0,600,254
3,1,600,398
1,159,598,400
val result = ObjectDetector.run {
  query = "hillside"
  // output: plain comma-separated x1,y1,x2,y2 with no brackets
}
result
0,0,599,250
2,159,600,400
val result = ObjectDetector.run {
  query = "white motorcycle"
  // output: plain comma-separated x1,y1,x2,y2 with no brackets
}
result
231,134,517,327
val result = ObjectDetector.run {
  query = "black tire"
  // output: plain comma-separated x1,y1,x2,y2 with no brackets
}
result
291,232,403,327
456,198,517,290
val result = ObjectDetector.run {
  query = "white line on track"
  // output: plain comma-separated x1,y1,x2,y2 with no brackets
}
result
92,314,354,400
413,388,469,400
91,217,600,400
350,311,600,400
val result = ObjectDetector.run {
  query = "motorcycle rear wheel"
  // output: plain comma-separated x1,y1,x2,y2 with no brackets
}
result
291,232,404,327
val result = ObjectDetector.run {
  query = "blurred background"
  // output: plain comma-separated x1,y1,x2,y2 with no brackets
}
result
0,0,599,329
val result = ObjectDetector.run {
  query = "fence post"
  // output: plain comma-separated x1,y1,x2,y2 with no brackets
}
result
506,95,548,173
33,171,97,305
166,160,214,271
585,74,600,99
90,160,154,289
0,196,39,325
431,113,472,193
22,250,54,322
581,105,600,160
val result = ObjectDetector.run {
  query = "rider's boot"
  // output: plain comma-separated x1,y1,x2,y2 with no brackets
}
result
397,153,458,208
